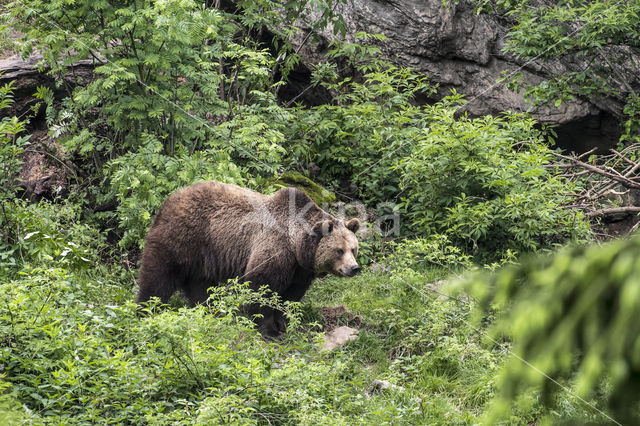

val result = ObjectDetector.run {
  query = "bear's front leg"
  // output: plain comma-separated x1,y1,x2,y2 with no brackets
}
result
137,245,184,306
242,249,295,338
270,268,315,334
242,303,284,338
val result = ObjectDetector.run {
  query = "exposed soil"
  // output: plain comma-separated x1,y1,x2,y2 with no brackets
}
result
17,129,72,200
318,305,364,332
595,215,640,239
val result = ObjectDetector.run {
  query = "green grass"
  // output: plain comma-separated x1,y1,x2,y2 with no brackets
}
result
304,270,505,423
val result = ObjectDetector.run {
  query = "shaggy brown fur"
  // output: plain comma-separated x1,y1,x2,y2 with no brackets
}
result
137,181,360,337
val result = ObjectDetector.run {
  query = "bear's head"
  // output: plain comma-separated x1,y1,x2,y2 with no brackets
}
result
312,218,361,277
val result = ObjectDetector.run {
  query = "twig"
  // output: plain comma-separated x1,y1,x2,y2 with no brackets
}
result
577,147,598,160
611,149,639,169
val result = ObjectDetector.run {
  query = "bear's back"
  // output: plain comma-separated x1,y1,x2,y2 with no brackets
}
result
144,182,266,270
153,181,265,227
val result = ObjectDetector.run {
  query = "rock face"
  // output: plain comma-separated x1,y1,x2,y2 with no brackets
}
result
290,0,632,152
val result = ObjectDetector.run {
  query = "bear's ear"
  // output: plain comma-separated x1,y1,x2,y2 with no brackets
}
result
312,219,333,238
344,218,360,233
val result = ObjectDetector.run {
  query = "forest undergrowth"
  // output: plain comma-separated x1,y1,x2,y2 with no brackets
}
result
2,0,640,424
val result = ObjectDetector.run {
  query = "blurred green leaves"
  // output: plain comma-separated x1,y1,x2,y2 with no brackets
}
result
457,236,640,423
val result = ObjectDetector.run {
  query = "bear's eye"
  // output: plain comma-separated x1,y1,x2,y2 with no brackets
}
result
352,249,356,256
337,249,344,256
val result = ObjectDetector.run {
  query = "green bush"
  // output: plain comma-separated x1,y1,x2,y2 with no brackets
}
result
389,234,473,271
1,201,103,273
281,37,590,261
0,267,268,423
397,107,591,261
284,35,437,205
103,136,249,248
456,235,640,424
15,0,276,158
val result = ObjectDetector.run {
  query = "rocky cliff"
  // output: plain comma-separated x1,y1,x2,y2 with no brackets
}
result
289,0,636,152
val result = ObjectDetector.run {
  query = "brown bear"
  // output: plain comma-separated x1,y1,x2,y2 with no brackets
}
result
137,181,360,337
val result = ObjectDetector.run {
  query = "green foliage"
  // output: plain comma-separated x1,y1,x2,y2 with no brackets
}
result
397,106,592,261
1,267,265,423
0,80,30,252
1,201,102,273
216,94,292,176
456,236,640,424
281,37,590,261
306,268,598,423
12,0,299,169
283,35,437,205
0,81,28,197
390,234,474,271
0,0,17,56
477,0,640,145
103,136,248,248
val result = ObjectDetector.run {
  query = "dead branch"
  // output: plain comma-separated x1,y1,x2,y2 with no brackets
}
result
552,152,640,190
586,207,640,218
551,146,640,229
611,149,639,168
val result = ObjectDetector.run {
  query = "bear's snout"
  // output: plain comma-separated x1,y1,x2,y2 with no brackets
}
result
343,264,361,277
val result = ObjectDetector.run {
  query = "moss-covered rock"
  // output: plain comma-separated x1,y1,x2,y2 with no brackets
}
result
274,172,336,206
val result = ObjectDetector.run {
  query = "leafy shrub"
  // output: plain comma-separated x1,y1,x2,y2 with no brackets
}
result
284,35,437,205
103,136,249,248
1,201,103,273
389,234,474,271
15,0,277,158
282,37,590,261
12,0,328,180
0,80,30,249
456,235,640,424
397,106,592,260
0,266,267,423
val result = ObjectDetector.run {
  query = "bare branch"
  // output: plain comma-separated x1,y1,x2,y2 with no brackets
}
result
552,152,640,190
586,207,640,218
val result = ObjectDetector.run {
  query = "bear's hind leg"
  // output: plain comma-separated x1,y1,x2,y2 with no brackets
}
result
183,278,214,306
137,255,183,306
